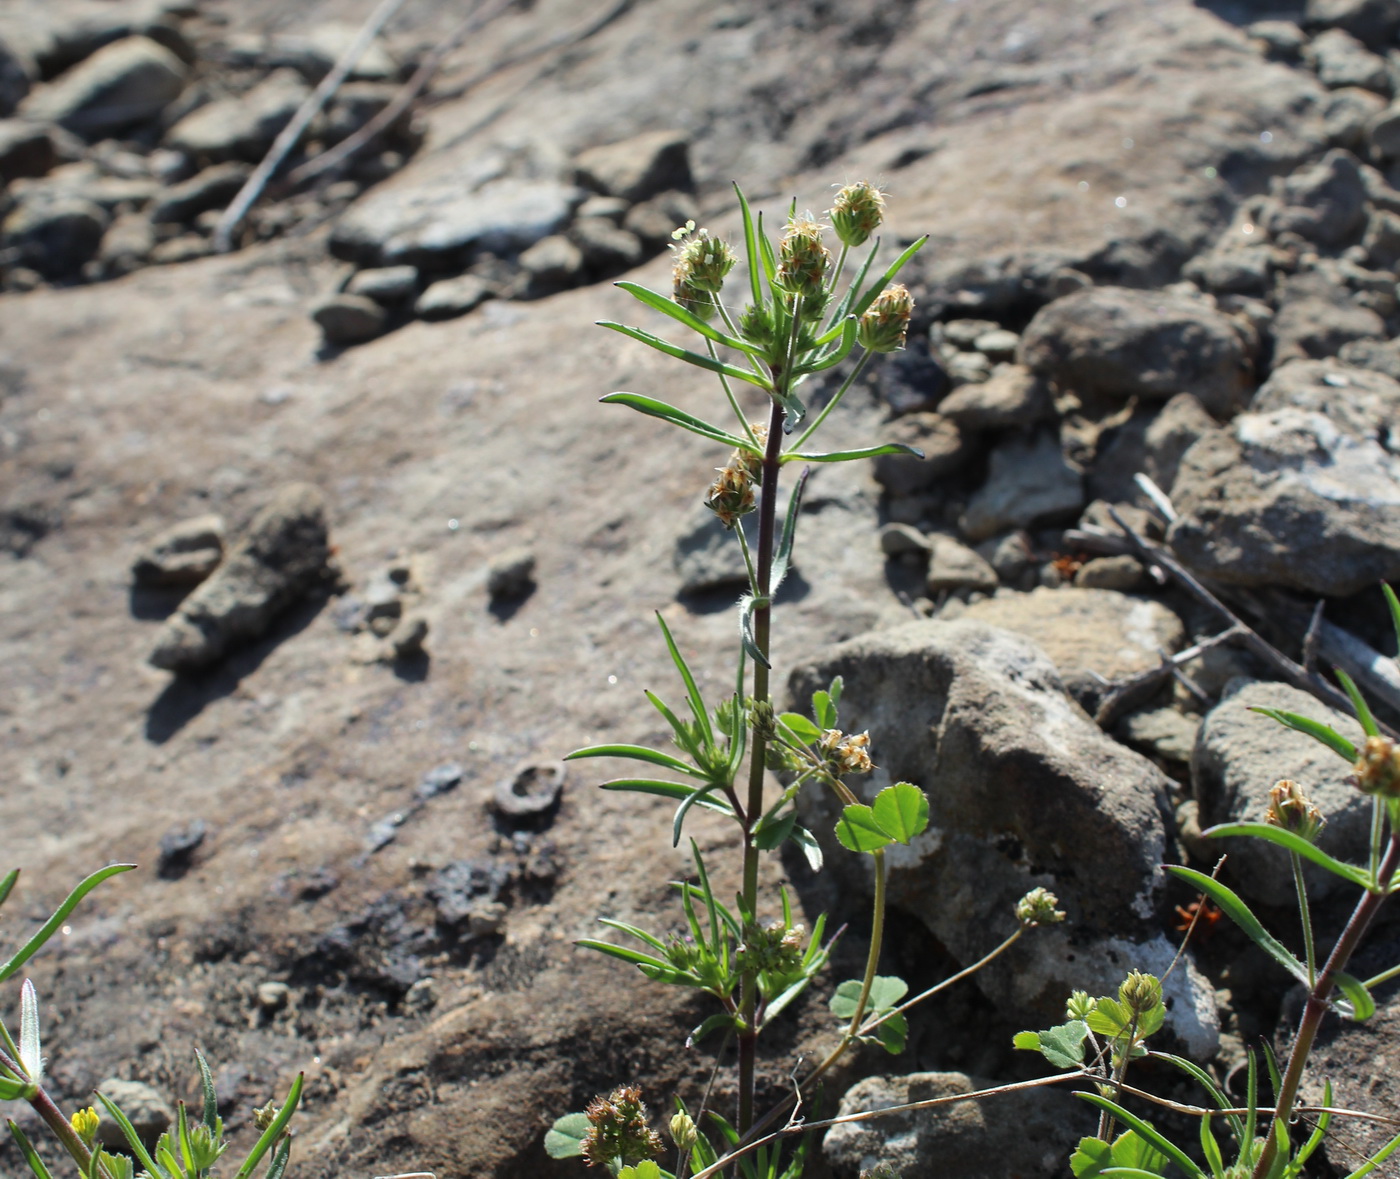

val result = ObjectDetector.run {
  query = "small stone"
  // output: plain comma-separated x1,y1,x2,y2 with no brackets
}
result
925,536,998,594
414,274,492,321
945,349,992,385
166,68,310,162
95,1080,173,1150
98,211,157,276
22,37,187,136
972,327,1019,360
1308,27,1391,93
257,981,291,1011
1264,148,1369,247
1367,101,1400,159
937,364,1052,429
622,189,699,247
157,819,206,879
2,194,108,278
569,215,644,274
575,194,629,221
402,976,440,1014
938,318,1000,348
1117,707,1199,765
486,546,536,601
1249,19,1306,60
519,233,583,295
877,344,948,415
960,430,1083,541
879,522,931,556
416,762,463,800
346,264,419,303
389,612,428,659
312,293,386,345
871,413,973,495
131,514,224,586
0,120,56,183
467,901,508,938
493,760,565,821
976,529,1035,581
1073,554,1144,590
149,233,208,265
574,129,692,202
265,23,400,83
150,161,251,224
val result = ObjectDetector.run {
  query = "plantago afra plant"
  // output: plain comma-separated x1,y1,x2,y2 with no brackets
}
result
546,183,1066,1178
0,865,303,1179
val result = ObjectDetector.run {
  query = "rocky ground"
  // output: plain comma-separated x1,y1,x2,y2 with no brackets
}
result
3,0,1400,1177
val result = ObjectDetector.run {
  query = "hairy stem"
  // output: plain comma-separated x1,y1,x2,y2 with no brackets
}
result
30,1083,99,1177
736,396,788,1135
1291,852,1316,989
1252,830,1400,1179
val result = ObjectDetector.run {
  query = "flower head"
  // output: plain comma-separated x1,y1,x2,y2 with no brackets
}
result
70,1107,100,1149
777,214,831,298
671,226,736,321
1015,887,1066,928
858,284,913,353
582,1086,663,1168
1118,971,1163,1018
1266,779,1326,842
830,181,886,247
1354,735,1400,797
818,728,874,775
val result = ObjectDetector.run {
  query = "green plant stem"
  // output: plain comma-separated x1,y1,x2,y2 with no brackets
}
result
706,339,761,448
786,351,871,453
1252,830,1400,1179
1291,851,1317,989
846,850,887,1038
29,1083,100,1177
736,396,788,1136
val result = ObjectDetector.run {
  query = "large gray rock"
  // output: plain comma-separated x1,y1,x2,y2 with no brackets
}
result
1264,148,1369,247
332,171,585,268
150,161,251,224
870,412,972,495
1306,0,1400,49
960,429,1083,540
0,35,28,117
2,193,108,278
21,36,185,135
166,69,310,162
574,129,692,203
1018,286,1252,417
1307,28,1391,93
961,586,1184,707
0,120,54,183
1168,360,1400,596
148,484,331,672
790,620,1217,1052
823,1071,1080,1179
1143,392,1215,493
1270,288,1385,366
264,23,399,83
131,514,224,587
1192,680,1370,907
936,363,1052,429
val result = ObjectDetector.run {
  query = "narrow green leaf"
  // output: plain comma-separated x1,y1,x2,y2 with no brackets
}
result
0,870,18,911
687,1012,737,1047
0,863,136,983
95,1092,163,1179
7,1123,54,1179
599,778,736,818
792,318,857,375
576,939,695,985
194,1048,219,1133
734,182,765,308
1152,1051,1244,1143
759,974,814,1029
1334,971,1376,1020
692,841,727,954
770,466,809,594
1074,1094,1205,1179
655,612,715,749
231,1073,302,1179
615,282,765,357
835,804,893,853
1199,1113,1224,1177
1383,583,1400,654
1249,707,1357,762
672,782,726,847
779,712,823,743
1167,866,1308,985
644,690,700,759
756,210,778,283
781,443,924,464
1204,823,1371,888
596,917,668,952
826,236,881,326
599,391,748,447
1342,1126,1400,1178
0,1076,35,1100
791,823,823,872
566,743,707,778
739,596,769,669
871,783,929,844
850,236,929,319
177,1099,195,1174
264,1136,292,1179
545,1112,590,1160
1334,668,1380,738
599,326,772,388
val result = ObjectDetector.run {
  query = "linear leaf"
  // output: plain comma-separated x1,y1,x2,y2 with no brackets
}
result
576,938,694,984
1335,971,1376,1021
599,779,736,818
232,1073,302,1179
827,236,881,326
1204,823,1371,889
0,1077,34,1100
672,782,726,847
793,318,857,375
7,1123,54,1179
655,612,714,748
756,210,778,283
792,823,823,872
600,392,747,447
615,282,764,356
1334,668,1380,738
1074,1095,1205,1179
0,870,17,910
771,466,809,594
688,1012,737,1047
96,1091,163,1178
597,917,669,952
782,443,924,464
734,182,766,307
1249,707,1358,762
1166,866,1307,984
600,324,773,388
871,782,929,844
1383,583,1400,654
643,690,698,758
565,743,706,779
739,596,769,669
0,863,135,983
850,237,929,319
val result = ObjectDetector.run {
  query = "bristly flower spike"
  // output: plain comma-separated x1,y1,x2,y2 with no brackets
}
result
830,180,886,247
858,284,913,353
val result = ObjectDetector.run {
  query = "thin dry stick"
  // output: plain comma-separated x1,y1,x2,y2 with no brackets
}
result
1113,1079,1400,1126
212,0,411,253
1093,625,1245,726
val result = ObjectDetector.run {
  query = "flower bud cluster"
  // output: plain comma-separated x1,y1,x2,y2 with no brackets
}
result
704,426,767,529
1015,887,1066,928
70,1107,100,1148
1354,735,1400,796
1118,971,1162,1018
830,181,886,247
818,728,874,775
777,215,831,298
1065,990,1096,1021
669,1112,698,1152
735,919,806,975
1266,779,1326,841
671,224,736,321
582,1086,664,1168
858,284,913,353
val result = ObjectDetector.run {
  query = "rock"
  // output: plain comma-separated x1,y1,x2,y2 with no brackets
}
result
1167,360,1400,596
674,507,753,594
961,586,1184,707
1144,393,1215,495
1248,20,1306,61
1181,247,1271,296
98,211,157,276
332,175,584,268
149,161,251,224
519,233,584,296
166,68,310,162
265,23,399,83
823,1071,1080,1179
925,535,998,594
323,81,403,143
156,818,206,879
973,327,1019,360
568,216,643,276
574,129,691,203
1073,554,1143,590
1269,288,1385,365
131,514,224,586
878,522,931,556
22,36,186,136
0,120,55,183
1193,680,1370,906
148,483,331,672
976,529,1034,582
388,612,428,660
938,318,1000,349
312,293,386,345
94,1079,173,1149
415,762,462,801
621,189,699,248
1305,0,1400,50
1361,206,1400,266
1339,335,1400,379
789,620,1216,1050
414,275,493,321
148,233,207,266
1322,85,1387,150
870,413,972,495
875,344,948,416
944,349,992,386
960,429,1083,541
493,760,565,821
575,194,629,222
0,36,28,117
257,980,291,1012
1366,101,1400,159
1307,28,1390,93
346,265,418,304
1018,286,1252,417
936,364,1051,429
1117,706,1199,765
402,976,439,1015
1264,148,1369,247
486,547,536,602
1,193,107,278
